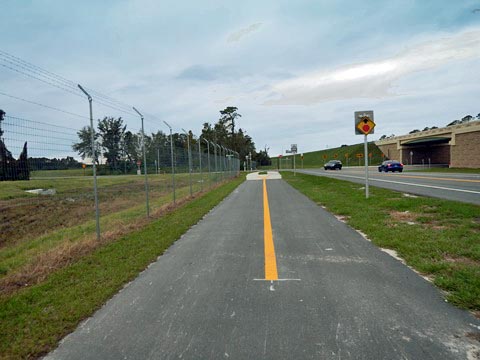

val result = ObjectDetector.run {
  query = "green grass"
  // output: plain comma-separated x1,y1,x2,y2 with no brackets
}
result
31,169,94,177
281,171,480,311
0,176,244,359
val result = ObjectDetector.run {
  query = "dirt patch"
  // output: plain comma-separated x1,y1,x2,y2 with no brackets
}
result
390,210,417,224
0,193,196,296
420,205,438,213
334,215,350,222
420,219,448,231
0,181,174,248
444,255,480,267
466,332,480,342
389,211,449,230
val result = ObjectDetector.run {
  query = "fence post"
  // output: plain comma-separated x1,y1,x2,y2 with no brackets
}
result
163,121,175,204
77,84,100,240
213,142,218,183
182,128,192,196
204,139,211,187
198,138,203,191
133,107,150,217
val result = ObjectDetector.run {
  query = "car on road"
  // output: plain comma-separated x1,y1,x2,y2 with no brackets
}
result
324,160,342,170
378,160,403,173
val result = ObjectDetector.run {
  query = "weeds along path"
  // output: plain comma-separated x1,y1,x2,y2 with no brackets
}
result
0,174,188,247
0,174,220,296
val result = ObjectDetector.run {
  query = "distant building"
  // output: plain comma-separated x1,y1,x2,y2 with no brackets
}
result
375,121,480,168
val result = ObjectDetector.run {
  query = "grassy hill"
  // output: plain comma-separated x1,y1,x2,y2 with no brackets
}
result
271,142,385,169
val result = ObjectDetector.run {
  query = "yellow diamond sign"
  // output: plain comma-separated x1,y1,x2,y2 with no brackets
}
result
357,116,376,135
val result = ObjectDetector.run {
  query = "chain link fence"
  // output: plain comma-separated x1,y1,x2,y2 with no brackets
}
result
0,114,240,250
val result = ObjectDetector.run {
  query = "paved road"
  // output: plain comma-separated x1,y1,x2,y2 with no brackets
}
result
297,168,480,205
46,175,480,359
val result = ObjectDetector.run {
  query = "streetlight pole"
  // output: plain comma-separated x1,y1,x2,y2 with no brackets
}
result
77,84,100,240
133,107,150,217
163,121,175,204
182,128,192,196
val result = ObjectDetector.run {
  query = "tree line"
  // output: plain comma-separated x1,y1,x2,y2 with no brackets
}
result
72,106,271,170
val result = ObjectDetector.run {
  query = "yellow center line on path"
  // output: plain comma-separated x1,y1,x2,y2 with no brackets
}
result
263,178,278,281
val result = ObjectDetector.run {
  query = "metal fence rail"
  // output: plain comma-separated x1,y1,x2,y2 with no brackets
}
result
0,115,240,248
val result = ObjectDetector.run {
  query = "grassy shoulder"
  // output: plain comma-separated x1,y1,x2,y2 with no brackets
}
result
281,171,480,311
0,176,244,359
269,142,384,169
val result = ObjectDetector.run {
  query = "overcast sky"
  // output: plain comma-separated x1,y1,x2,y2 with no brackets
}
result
2,0,480,156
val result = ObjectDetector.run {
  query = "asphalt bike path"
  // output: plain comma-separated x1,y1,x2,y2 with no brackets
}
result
45,174,480,359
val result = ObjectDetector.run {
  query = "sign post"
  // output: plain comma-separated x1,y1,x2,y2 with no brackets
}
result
290,144,298,176
354,110,376,199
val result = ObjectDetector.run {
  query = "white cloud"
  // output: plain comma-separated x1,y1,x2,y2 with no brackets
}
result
266,28,480,105
227,23,263,43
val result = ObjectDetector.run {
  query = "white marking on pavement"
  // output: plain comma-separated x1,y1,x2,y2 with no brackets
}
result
305,172,480,195
253,278,302,281
246,171,282,181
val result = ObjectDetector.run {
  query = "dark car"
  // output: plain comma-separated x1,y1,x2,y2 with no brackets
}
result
324,160,342,170
378,160,403,173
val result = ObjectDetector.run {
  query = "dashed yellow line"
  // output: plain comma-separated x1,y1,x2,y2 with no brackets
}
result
263,178,278,281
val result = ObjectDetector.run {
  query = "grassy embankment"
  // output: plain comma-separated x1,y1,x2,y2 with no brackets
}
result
281,171,480,312
0,174,244,359
263,142,384,170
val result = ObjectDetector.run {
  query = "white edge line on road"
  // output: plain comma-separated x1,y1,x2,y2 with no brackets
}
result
303,171,480,195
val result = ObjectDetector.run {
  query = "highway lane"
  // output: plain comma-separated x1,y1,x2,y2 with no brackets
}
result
297,168,480,205
45,174,480,359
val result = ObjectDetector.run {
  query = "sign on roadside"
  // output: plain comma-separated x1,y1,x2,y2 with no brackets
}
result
354,111,375,135
354,110,376,199
356,153,363,158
